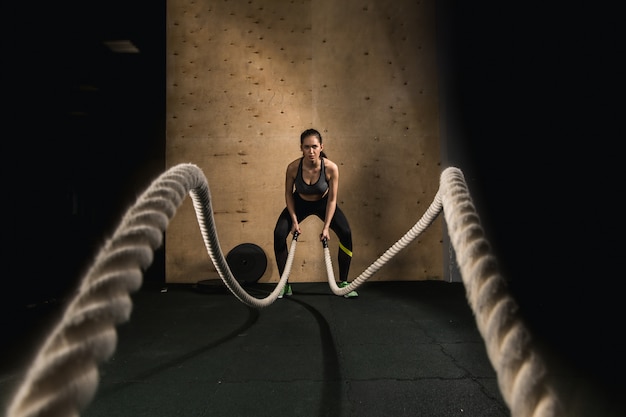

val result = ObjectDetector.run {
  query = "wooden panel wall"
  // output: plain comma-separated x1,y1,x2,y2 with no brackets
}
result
165,0,443,284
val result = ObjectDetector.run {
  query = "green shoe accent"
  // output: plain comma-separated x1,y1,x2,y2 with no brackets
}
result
278,283,292,298
339,281,358,298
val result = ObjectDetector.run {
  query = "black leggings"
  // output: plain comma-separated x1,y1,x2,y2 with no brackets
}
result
273,193,352,282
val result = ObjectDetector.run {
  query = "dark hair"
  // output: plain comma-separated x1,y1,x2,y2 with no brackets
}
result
300,128,327,158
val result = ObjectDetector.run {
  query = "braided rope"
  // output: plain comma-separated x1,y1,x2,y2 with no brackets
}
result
322,189,443,296
4,163,562,417
5,163,289,417
439,167,562,417
323,167,562,416
188,181,295,308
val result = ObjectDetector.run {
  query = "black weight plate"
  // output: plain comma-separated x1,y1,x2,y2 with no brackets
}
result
225,243,267,284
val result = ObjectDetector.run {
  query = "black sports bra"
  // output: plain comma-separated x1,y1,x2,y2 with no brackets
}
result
294,158,329,195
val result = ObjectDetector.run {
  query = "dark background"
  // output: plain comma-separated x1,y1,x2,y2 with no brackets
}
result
3,0,620,403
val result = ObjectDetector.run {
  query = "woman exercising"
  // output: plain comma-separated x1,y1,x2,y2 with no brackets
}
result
273,128,358,298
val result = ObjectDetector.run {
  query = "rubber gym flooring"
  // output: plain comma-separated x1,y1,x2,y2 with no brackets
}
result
0,281,622,417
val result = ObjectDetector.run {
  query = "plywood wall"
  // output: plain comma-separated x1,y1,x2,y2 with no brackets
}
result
165,0,443,284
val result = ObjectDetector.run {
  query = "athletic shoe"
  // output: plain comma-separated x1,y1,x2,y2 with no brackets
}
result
339,281,358,298
278,283,292,298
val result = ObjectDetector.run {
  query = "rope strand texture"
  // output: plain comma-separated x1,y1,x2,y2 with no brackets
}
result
322,189,443,296
5,163,290,417
5,164,562,417
439,167,562,417
320,168,562,417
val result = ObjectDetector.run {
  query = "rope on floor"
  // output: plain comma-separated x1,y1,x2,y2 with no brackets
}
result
5,163,562,417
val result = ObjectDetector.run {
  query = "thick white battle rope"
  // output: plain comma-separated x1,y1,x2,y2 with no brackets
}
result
322,168,563,417
189,181,295,308
439,168,562,417
322,190,443,296
5,163,287,417
4,163,562,417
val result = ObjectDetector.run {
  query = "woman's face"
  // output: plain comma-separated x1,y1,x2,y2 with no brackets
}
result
301,135,323,161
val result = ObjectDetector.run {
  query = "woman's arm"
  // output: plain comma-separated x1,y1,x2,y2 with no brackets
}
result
285,160,300,235
321,159,339,241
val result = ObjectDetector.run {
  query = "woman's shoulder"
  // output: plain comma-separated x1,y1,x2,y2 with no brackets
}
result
322,157,339,171
286,158,301,174
287,157,302,168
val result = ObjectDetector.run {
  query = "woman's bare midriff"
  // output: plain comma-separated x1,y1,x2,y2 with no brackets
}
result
298,189,328,201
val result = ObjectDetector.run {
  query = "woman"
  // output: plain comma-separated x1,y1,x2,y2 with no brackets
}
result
273,128,358,298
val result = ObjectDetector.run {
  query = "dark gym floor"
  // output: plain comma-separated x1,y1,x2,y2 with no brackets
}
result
0,281,622,417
